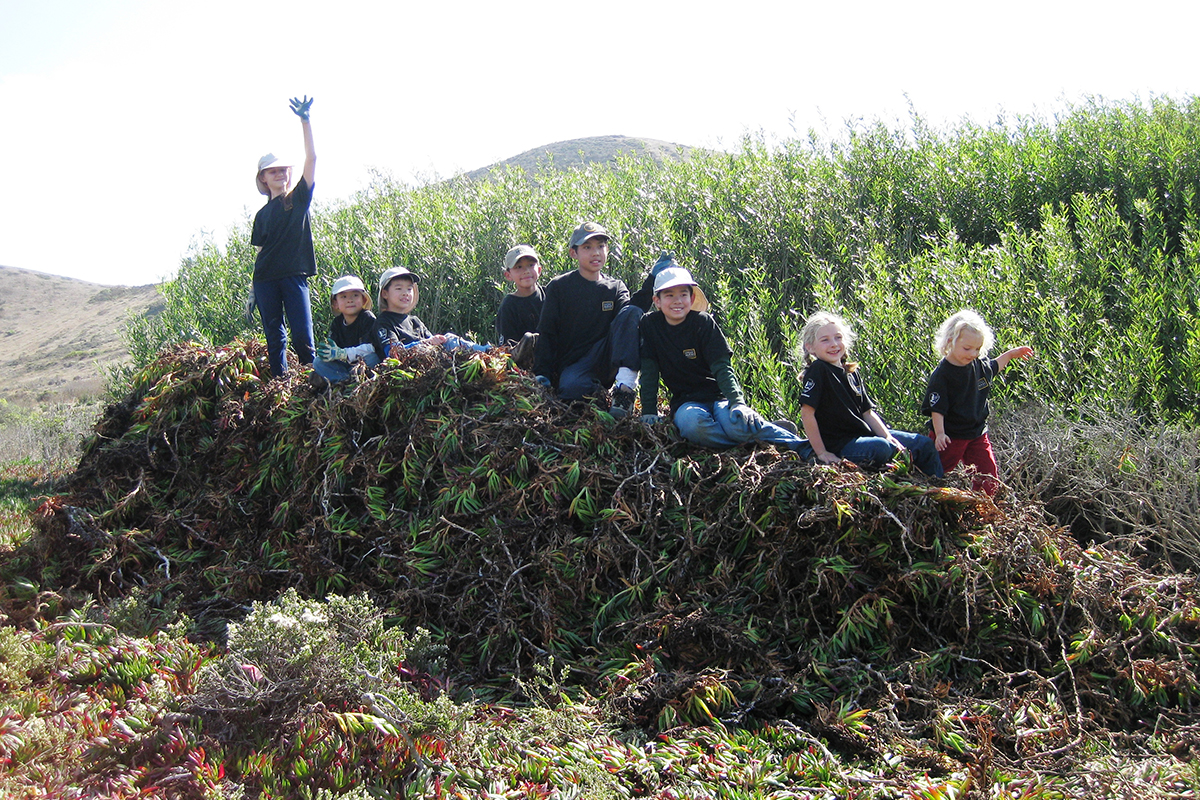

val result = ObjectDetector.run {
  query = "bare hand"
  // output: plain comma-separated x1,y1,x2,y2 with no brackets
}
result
935,433,952,452
1011,345,1035,360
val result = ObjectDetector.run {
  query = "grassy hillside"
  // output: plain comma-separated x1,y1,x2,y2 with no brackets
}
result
463,134,694,181
0,266,161,408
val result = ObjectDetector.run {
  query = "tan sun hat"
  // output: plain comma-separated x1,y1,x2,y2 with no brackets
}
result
255,153,293,196
652,266,710,314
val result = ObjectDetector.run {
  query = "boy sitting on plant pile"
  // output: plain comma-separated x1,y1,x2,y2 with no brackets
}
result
638,259,807,451
534,222,641,418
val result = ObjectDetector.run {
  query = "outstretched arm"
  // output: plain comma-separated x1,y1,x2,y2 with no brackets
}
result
997,345,1034,371
290,96,316,187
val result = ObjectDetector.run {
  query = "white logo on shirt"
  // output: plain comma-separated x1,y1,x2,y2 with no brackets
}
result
929,392,940,406
683,348,697,359
803,379,815,393
602,301,614,311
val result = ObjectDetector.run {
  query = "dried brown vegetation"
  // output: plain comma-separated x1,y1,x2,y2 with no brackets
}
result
11,341,1200,777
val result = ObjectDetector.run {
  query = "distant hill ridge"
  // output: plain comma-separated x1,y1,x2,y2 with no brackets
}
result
0,136,683,407
465,134,694,180
0,265,161,407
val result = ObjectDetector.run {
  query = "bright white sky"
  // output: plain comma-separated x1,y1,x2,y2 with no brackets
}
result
1,0,1195,286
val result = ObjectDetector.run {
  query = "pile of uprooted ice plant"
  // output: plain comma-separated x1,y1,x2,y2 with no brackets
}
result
10,340,1200,781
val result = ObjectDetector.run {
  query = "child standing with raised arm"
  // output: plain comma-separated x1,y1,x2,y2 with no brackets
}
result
252,96,317,378
312,276,390,385
921,309,1034,494
638,262,807,451
797,311,943,476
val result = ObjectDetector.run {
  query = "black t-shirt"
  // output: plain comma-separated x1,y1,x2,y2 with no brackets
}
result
639,310,731,414
534,270,629,379
921,357,1000,439
251,176,316,281
328,310,389,361
797,358,876,454
376,311,433,347
496,287,545,344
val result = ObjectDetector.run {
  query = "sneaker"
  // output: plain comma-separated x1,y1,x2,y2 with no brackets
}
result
610,384,636,419
772,418,799,435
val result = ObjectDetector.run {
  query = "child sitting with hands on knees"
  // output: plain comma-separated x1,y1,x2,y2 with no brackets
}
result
796,311,943,476
638,261,807,451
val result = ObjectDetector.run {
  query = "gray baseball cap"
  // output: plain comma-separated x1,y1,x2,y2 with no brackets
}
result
568,221,610,248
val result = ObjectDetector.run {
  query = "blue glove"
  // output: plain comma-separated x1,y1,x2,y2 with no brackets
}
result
650,252,678,278
443,334,492,352
243,286,256,322
316,338,347,362
535,375,552,389
640,414,661,425
289,95,313,120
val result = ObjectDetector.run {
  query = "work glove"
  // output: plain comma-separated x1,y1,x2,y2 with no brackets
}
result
729,403,763,430
344,343,376,363
650,251,678,278
316,338,348,362
289,95,313,121
243,286,256,322
640,414,661,425
443,334,492,352
535,375,552,390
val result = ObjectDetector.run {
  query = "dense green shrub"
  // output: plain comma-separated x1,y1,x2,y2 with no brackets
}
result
126,95,1200,424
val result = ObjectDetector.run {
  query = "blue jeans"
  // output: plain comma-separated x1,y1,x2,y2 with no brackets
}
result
797,429,944,476
255,275,315,377
312,351,382,383
674,401,808,451
557,305,643,400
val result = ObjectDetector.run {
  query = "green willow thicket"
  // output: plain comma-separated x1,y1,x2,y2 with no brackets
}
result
124,94,1200,426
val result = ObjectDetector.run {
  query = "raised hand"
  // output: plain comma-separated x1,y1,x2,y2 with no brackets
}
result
289,95,314,121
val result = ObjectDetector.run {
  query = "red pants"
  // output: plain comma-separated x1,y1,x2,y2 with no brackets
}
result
935,432,999,495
